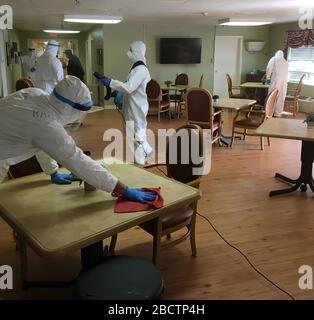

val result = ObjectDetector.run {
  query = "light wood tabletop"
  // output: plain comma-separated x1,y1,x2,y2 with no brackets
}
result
0,163,200,258
255,118,314,142
240,82,269,89
213,98,256,110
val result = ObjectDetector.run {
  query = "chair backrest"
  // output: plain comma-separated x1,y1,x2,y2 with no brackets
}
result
8,156,43,179
166,124,204,184
186,88,213,125
264,89,279,119
15,78,34,91
175,73,189,85
295,74,306,97
146,79,161,100
225,74,233,98
199,74,204,88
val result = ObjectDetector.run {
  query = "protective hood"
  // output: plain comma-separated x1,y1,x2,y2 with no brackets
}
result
275,50,284,59
27,49,35,58
48,75,93,126
128,41,147,64
45,40,60,58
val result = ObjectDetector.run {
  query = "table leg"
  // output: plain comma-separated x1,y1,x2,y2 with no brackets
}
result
219,136,229,147
269,140,314,197
152,216,162,265
81,241,107,270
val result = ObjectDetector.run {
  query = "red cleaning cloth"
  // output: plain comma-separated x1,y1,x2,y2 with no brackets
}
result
114,187,163,213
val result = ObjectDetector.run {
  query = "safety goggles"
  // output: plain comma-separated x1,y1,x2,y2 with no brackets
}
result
53,89,93,111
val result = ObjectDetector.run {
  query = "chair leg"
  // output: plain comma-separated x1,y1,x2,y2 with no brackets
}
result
295,100,299,116
243,129,247,141
190,209,197,257
109,234,117,254
230,126,236,148
260,136,264,150
267,137,271,146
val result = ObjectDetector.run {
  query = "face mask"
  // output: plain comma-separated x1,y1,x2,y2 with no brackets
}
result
127,50,135,61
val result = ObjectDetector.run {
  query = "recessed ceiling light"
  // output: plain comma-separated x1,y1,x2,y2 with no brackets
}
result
43,29,80,34
64,15,123,24
218,18,273,26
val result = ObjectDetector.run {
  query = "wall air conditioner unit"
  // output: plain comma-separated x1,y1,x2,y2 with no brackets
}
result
246,41,266,52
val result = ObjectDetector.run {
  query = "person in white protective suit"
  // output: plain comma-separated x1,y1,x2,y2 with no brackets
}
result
266,50,289,117
33,40,64,94
96,41,152,165
21,48,37,79
0,76,156,203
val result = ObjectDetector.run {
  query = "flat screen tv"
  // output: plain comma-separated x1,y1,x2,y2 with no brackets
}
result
160,38,202,64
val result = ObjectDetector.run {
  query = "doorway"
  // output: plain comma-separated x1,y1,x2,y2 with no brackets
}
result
213,36,243,97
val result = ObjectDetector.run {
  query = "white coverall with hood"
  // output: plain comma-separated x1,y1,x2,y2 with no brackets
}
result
266,50,289,116
0,76,118,192
33,40,64,94
21,49,36,79
109,41,152,165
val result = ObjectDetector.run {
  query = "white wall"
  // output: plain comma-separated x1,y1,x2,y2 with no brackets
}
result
101,24,270,92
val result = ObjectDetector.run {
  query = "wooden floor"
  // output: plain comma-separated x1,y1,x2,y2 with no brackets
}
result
1,108,313,300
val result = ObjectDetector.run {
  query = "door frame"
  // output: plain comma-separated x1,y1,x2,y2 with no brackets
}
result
0,30,8,97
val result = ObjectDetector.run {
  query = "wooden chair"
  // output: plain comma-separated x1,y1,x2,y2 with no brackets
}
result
146,79,171,122
110,124,204,264
177,74,204,119
8,156,43,249
226,73,245,99
230,89,279,150
186,88,223,146
8,156,43,179
15,78,34,91
170,73,189,111
285,74,306,117
175,73,189,85
199,74,204,88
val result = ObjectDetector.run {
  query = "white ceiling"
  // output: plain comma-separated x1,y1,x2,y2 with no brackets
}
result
5,0,314,32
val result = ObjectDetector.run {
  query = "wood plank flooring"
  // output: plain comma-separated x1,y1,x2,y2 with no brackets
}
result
0,108,313,300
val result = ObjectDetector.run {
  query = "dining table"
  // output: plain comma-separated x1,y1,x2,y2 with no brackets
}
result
213,98,257,146
240,82,269,105
255,118,314,197
0,162,201,288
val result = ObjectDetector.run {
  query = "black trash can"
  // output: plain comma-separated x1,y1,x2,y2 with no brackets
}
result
72,255,164,300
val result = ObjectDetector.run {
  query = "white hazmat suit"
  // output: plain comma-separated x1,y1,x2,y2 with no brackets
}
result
266,50,289,116
0,76,118,192
109,41,152,165
33,40,64,94
21,49,36,79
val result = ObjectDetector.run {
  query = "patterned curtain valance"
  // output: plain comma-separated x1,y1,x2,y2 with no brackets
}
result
284,29,314,58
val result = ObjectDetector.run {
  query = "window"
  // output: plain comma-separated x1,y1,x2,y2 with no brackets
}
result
287,46,314,86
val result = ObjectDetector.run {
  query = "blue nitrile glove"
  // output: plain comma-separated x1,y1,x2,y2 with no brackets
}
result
122,187,157,203
93,71,111,88
114,91,124,110
50,172,72,185
100,75,111,87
